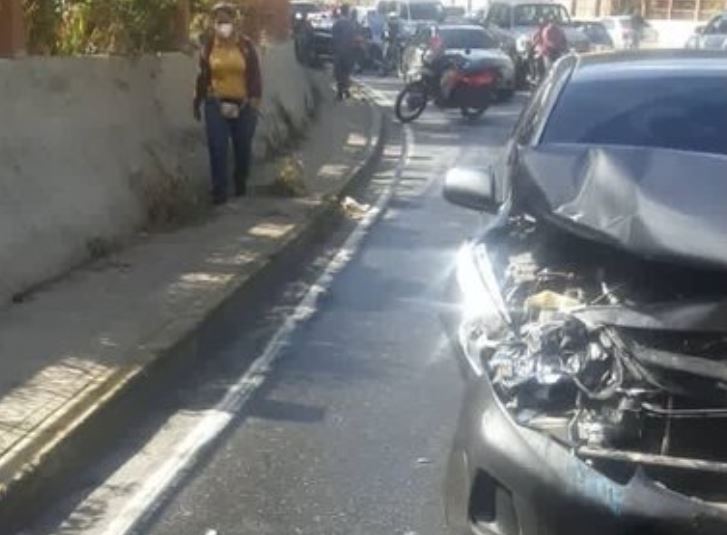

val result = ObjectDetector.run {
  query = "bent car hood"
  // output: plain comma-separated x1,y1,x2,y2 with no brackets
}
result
514,144,727,270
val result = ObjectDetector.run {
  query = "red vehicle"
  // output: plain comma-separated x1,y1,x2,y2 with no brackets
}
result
395,25,515,122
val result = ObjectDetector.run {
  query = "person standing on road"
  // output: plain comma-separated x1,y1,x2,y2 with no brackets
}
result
332,3,357,100
193,2,262,205
367,4,387,71
533,15,568,73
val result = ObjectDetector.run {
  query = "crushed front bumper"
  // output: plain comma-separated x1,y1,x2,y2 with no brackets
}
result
445,371,727,535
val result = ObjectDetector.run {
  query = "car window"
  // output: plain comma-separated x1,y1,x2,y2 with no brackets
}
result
541,74,727,155
516,57,574,144
583,23,612,44
499,5,512,27
513,4,570,26
515,82,550,144
439,28,498,49
408,2,444,21
292,4,319,15
602,18,615,30
708,15,727,33
378,1,396,15
488,4,510,28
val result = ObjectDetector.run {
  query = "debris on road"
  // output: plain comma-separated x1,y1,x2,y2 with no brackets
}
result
341,196,371,220
271,156,308,197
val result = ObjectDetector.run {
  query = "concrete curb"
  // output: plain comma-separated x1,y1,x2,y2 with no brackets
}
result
0,93,387,530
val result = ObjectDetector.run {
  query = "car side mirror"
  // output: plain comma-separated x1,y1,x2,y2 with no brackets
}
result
695,25,706,34
443,168,501,213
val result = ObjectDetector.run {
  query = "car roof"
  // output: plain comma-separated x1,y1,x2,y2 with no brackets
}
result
573,50,727,82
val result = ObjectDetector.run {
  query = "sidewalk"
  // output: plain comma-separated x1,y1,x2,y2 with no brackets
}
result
0,89,383,514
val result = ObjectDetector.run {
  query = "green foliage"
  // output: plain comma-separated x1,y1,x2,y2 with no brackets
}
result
23,0,291,55
23,0,62,54
24,0,180,55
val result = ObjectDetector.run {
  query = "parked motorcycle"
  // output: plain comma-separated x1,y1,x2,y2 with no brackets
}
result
395,56,500,123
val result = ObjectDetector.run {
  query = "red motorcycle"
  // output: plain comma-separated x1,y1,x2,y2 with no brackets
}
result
395,55,501,123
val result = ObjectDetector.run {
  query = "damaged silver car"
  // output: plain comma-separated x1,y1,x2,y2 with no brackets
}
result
442,50,727,535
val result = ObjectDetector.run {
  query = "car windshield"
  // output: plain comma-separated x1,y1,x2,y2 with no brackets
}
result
440,28,498,49
513,4,571,25
292,3,320,15
541,73,727,155
408,2,443,20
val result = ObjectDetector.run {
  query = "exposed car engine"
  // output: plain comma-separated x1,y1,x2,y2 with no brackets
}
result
472,216,727,500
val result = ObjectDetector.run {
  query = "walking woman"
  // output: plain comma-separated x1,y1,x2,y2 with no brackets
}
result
194,2,262,204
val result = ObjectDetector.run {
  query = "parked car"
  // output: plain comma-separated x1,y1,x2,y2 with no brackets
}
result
290,0,321,26
600,15,639,48
295,10,335,66
376,0,446,37
292,1,323,63
442,50,727,535
686,11,727,50
480,1,591,85
572,19,614,50
401,24,516,100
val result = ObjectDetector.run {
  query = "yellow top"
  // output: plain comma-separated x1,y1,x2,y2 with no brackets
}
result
209,38,247,100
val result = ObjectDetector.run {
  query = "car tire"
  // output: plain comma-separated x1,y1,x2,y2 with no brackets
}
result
461,106,488,120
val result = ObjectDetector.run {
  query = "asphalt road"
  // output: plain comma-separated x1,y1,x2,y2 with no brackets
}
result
28,78,526,535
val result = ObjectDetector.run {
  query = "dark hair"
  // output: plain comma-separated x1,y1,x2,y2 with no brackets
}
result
340,3,350,16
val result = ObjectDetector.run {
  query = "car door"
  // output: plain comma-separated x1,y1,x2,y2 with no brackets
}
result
699,14,727,49
600,18,620,47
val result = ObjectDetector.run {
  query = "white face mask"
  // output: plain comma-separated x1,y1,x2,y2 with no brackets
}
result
215,23,234,39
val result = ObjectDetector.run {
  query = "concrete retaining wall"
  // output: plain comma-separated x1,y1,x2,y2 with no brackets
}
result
0,42,322,305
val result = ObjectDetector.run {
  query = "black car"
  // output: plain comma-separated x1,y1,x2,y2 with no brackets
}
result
290,0,320,26
295,11,335,66
401,24,517,100
442,51,727,535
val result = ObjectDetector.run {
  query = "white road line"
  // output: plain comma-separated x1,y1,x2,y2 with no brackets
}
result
103,111,414,535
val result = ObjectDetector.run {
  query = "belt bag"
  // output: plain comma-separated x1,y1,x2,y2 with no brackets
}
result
220,99,244,119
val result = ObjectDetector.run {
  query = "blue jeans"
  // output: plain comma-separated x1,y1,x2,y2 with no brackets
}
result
204,98,258,201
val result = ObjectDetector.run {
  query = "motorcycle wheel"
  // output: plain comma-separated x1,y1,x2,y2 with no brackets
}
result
460,106,488,120
395,82,428,123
